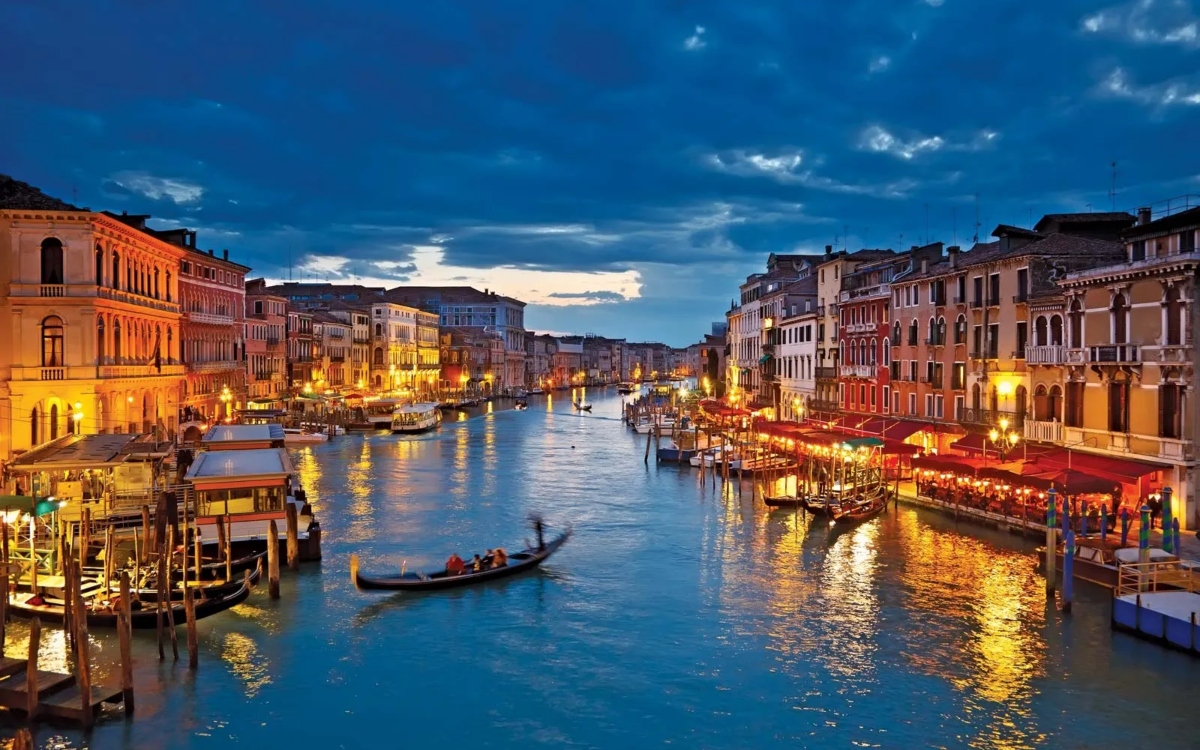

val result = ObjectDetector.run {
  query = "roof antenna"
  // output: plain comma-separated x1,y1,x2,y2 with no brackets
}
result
289,247,293,282
843,224,849,250
1108,160,1118,211
924,203,930,245
952,207,957,247
972,193,980,245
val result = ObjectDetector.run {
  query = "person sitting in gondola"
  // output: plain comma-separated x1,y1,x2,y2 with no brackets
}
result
492,548,508,568
446,553,465,575
472,554,484,572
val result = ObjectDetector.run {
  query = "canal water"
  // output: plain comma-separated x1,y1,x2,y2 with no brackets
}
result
5,390,1199,749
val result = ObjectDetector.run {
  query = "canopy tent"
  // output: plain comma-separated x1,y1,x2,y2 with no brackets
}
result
1029,449,1163,484
0,495,62,518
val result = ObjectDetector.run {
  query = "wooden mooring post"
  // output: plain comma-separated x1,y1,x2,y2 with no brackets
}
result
285,503,300,572
118,571,135,713
26,617,40,720
185,585,198,669
70,561,94,729
140,505,151,563
268,519,281,599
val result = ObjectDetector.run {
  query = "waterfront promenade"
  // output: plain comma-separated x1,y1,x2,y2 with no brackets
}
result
3,388,1197,749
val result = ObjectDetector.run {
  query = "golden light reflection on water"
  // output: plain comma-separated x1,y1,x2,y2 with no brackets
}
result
220,631,271,698
291,448,323,511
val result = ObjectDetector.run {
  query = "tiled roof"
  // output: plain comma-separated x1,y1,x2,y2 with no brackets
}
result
1038,211,1135,225
991,224,1043,239
0,174,81,211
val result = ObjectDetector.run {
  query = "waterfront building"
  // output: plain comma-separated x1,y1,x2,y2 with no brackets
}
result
367,301,418,394
1056,204,1200,528
837,247,940,420
887,219,1130,454
525,333,556,389
760,273,817,419
773,279,820,421
553,338,584,387
414,308,440,399
245,280,289,407
383,286,526,393
161,231,249,431
312,312,351,388
286,310,315,390
0,177,187,462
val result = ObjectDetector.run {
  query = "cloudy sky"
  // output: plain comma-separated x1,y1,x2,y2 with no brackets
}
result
3,0,1198,344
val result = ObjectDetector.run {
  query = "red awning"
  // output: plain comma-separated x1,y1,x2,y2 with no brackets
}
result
950,433,988,455
746,400,773,411
1032,449,1164,484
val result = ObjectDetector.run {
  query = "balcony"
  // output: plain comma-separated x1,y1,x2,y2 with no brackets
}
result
1024,420,1063,444
839,364,876,379
330,355,346,363
809,399,840,413
189,360,239,374
950,379,966,391
1065,348,1088,365
1090,344,1140,364
10,283,181,314
1026,345,1065,365
815,366,838,381
932,295,947,308
816,305,825,316
953,295,967,305
1157,344,1190,363
41,367,64,381
188,311,236,326
845,323,875,334
970,298,984,309
99,364,185,378
1013,292,1029,305
839,283,890,302
986,296,1002,307
924,337,947,347
919,376,943,389
969,347,999,360
958,408,1024,429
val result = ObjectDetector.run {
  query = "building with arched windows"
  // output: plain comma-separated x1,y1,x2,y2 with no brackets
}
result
0,177,186,463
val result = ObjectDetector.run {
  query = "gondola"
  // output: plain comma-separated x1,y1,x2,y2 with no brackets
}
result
351,529,571,592
801,495,835,516
514,400,528,411
829,492,889,528
6,579,252,630
573,403,592,412
135,564,262,602
169,550,267,582
763,495,805,508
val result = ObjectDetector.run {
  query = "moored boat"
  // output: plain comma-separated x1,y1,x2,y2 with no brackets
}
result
830,492,889,527
351,529,570,592
1037,541,1185,589
656,441,697,463
764,494,805,508
392,402,442,433
573,402,592,412
282,428,329,445
7,579,251,630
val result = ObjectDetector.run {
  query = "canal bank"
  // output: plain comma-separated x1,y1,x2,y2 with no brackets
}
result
4,387,1199,749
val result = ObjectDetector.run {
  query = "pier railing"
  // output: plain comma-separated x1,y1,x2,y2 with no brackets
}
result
1116,560,1200,597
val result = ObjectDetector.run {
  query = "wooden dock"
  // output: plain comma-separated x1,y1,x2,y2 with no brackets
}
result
0,658,126,722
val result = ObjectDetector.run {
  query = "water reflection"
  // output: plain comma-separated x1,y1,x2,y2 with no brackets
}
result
219,631,271,698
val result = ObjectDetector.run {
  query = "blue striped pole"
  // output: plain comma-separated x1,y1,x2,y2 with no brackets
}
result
1162,487,1174,554
1063,528,1075,613
1173,518,1182,560
1045,488,1058,596
1046,488,1057,528
1139,504,1151,566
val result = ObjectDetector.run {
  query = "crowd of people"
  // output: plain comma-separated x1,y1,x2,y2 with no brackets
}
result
444,548,508,575
915,473,1137,531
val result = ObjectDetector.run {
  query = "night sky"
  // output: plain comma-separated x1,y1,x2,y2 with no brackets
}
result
2,1,1197,344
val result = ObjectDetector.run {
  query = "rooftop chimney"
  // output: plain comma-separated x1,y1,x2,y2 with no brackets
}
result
921,259,928,274
223,249,229,260
947,245,959,269
208,249,214,256
1137,207,1152,225
824,244,832,259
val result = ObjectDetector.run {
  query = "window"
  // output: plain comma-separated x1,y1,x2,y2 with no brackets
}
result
908,320,918,345
1065,381,1084,428
40,238,64,285
952,362,966,390
49,404,59,441
112,253,121,290
255,300,263,315
908,360,917,382
908,392,917,416
988,274,1000,306
1016,322,1027,357
41,316,64,367
1108,380,1130,433
972,276,984,306
95,245,104,285
954,315,967,344
972,325,982,357
954,395,965,421
1160,383,1183,439
1165,286,1183,346
1131,240,1146,262
883,385,890,413
97,318,106,363
1111,293,1129,344
925,394,934,418
30,407,39,447
1016,268,1028,302
986,324,999,358
956,276,966,303
1181,231,1196,254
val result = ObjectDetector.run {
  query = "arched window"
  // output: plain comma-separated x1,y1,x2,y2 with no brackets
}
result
1034,315,1048,347
167,328,174,362
95,245,104,285
1050,315,1063,346
955,314,967,344
971,382,981,413
97,318,106,363
375,323,383,336
869,338,877,366
66,403,76,435
112,252,121,290
165,271,172,301
1034,384,1049,420
49,403,59,441
1111,293,1130,344
1015,385,1027,419
41,316,64,367
113,319,123,361
927,317,936,343
1068,300,1083,348
154,268,161,299
892,321,901,345
30,407,39,447
1164,285,1183,346
908,319,918,345
41,238,64,285
373,347,384,366
936,316,946,344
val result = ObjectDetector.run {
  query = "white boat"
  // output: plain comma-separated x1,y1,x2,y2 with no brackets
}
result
391,402,442,434
634,417,677,435
530,387,545,395
690,445,736,468
323,425,346,436
366,398,403,427
283,428,329,445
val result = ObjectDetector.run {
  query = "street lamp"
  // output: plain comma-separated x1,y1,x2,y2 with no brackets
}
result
220,385,232,421
986,417,1020,465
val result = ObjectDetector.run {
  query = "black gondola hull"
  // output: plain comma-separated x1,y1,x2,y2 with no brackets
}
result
6,581,251,629
354,531,570,591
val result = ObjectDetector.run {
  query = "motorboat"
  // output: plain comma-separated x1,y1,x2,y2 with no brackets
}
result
282,428,329,445
529,387,545,395
391,402,442,434
617,383,636,395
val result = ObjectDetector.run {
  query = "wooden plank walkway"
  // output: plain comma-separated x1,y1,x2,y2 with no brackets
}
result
0,659,128,724
0,657,26,679
0,670,75,704
38,684,126,721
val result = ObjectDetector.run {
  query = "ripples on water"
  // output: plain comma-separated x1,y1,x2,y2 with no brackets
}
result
4,389,1198,749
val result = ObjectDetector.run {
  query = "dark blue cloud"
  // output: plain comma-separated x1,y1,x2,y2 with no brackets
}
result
1,0,1197,344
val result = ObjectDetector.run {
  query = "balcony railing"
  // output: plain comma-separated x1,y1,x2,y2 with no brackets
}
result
1090,344,1140,364
96,286,181,313
845,323,875,334
839,364,876,379
41,284,65,297
1025,345,1065,365
815,366,838,380
970,347,999,360
950,378,966,391
953,295,967,305
42,367,64,381
99,364,186,378
924,337,947,347
1013,292,1029,304
809,399,840,413
970,298,984,309
958,408,1024,429
1065,348,1088,364
839,283,890,302
188,311,236,326
986,296,1002,307
10,283,181,313
932,295,947,307
189,361,239,373
1024,419,1063,444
